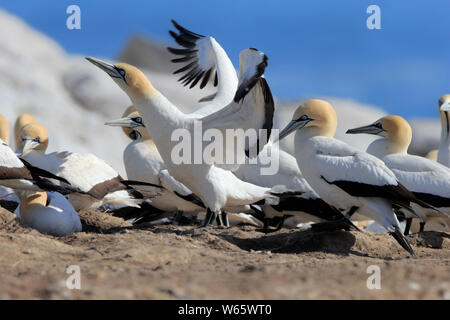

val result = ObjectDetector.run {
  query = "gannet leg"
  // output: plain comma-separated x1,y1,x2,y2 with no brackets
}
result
208,210,219,226
222,211,230,227
419,221,426,233
174,210,184,224
200,209,213,227
216,212,224,226
404,218,412,236
345,206,358,219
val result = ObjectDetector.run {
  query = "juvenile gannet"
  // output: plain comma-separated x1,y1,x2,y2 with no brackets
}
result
18,122,155,211
347,115,450,234
437,94,450,167
277,99,427,257
17,191,82,236
87,51,277,227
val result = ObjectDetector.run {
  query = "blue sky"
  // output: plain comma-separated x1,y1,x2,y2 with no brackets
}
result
1,0,449,118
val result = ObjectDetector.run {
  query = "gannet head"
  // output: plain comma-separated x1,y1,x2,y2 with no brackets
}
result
20,192,48,220
20,122,49,155
0,113,10,144
278,99,337,141
438,94,450,112
105,106,151,141
346,115,412,153
85,57,156,104
14,113,37,150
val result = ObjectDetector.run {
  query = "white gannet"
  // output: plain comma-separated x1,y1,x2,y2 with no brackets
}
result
17,122,155,211
437,94,450,166
105,106,205,216
168,22,350,230
277,99,427,257
0,114,20,209
346,115,450,234
105,108,266,227
17,191,82,236
86,51,277,227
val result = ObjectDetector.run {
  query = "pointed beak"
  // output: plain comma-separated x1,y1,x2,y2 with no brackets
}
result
104,117,144,128
21,139,39,155
277,120,309,141
440,101,450,112
346,124,383,135
85,57,122,79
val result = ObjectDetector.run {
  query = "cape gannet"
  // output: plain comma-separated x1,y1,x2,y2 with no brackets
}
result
437,94,450,167
105,106,204,216
86,51,277,227
347,115,450,234
14,113,37,152
168,22,348,230
18,122,156,211
277,99,426,257
105,108,267,227
17,191,82,236
0,114,20,209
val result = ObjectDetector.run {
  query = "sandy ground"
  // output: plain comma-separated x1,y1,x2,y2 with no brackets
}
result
0,207,449,300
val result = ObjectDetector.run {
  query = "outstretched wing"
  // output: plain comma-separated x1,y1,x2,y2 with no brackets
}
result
201,48,274,159
168,19,238,109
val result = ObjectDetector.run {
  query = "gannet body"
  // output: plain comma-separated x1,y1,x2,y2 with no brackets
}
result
278,99,422,257
17,123,150,211
347,115,450,234
87,48,276,226
18,191,81,236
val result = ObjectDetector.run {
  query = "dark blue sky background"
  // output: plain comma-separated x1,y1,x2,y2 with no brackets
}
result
1,0,449,118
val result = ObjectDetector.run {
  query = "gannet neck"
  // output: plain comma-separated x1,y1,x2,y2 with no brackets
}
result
438,109,450,166
0,114,10,144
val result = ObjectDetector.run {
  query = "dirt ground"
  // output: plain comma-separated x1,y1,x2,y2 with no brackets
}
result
0,207,449,300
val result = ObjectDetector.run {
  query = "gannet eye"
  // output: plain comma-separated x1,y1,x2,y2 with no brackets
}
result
34,136,41,143
375,122,383,129
133,117,143,124
299,115,308,121
118,68,126,77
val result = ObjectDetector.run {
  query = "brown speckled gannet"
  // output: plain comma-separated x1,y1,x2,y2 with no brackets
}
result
86,48,279,227
277,99,433,258
16,122,159,211
347,115,450,234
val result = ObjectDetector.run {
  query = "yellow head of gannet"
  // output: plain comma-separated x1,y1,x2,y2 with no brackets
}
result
278,99,337,140
346,115,412,154
0,113,10,144
105,107,151,141
20,122,49,155
14,113,37,150
85,58,156,104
